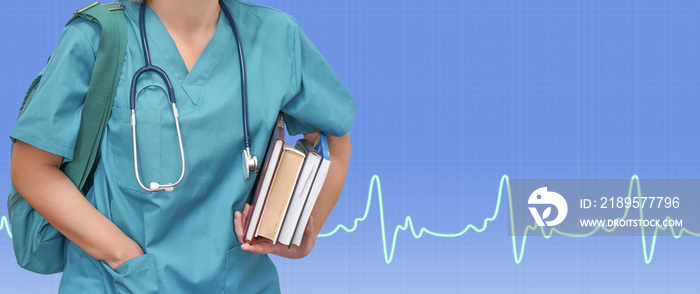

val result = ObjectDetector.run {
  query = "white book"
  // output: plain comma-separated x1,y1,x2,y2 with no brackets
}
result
292,133,331,246
278,139,322,246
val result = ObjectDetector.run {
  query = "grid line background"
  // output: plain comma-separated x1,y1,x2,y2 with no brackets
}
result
1,0,699,293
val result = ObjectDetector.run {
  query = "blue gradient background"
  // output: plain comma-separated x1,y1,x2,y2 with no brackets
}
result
2,0,700,293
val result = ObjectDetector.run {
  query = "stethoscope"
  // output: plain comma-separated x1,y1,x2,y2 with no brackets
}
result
131,1,258,192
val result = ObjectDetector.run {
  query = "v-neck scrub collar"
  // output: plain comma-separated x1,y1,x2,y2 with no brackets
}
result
122,1,233,87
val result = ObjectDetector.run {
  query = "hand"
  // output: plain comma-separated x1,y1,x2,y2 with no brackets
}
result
234,203,316,259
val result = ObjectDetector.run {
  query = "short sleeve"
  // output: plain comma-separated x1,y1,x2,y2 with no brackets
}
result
281,20,357,137
10,20,98,162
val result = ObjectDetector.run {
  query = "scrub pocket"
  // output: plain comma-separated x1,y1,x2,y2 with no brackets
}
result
59,242,113,293
107,107,161,194
101,253,161,294
225,245,281,294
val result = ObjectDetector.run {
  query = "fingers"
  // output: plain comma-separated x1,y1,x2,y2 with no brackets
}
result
233,211,244,244
241,242,262,254
243,203,251,218
234,204,253,245
241,238,276,255
307,216,314,233
302,215,314,240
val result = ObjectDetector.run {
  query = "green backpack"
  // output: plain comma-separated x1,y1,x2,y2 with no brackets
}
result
7,1,127,274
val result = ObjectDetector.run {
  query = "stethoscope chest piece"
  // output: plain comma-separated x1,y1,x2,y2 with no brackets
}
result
242,148,258,180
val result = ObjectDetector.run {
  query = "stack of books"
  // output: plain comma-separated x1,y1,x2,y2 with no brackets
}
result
243,114,332,247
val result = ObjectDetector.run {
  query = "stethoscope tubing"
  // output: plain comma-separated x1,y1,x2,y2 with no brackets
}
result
131,4,176,109
220,1,252,150
131,1,250,148
131,85,186,192
131,1,255,192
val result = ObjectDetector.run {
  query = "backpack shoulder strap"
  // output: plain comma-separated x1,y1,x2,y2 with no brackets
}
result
63,1,127,192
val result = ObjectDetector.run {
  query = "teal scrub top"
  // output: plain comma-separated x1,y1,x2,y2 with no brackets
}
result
10,0,357,292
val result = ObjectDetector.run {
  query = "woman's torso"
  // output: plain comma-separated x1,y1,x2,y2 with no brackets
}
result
60,1,299,292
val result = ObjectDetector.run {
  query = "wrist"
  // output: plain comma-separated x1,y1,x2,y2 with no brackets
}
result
105,240,144,270
292,236,316,259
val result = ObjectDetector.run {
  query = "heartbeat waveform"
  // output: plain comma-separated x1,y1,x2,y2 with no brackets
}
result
317,175,700,264
0,216,11,239
2,175,697,264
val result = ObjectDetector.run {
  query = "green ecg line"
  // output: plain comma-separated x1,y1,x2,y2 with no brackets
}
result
2,175,697,264
318,175,700,264
1,216,11,239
